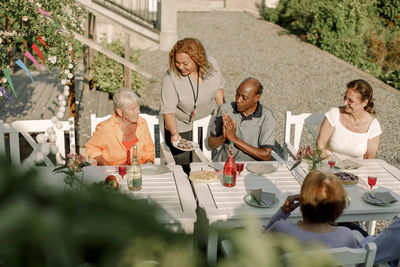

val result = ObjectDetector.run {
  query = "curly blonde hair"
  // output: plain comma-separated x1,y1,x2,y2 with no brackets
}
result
168,37,213,78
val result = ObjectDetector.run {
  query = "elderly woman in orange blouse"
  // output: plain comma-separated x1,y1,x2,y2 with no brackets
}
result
86,88,155,165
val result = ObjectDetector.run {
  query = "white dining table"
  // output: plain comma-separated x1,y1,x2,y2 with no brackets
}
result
190,161,304,264
36,164,197,234
294,159,400,234
190,159,400,264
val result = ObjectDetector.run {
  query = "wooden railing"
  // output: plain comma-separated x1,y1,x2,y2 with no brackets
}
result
73,31,152,79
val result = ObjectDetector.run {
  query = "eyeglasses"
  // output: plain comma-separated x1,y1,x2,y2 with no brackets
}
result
343,95,362,104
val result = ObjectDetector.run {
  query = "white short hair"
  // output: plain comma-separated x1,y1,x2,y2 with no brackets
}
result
113,88,140,110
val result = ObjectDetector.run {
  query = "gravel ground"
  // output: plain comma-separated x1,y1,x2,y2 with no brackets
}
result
138,11,400,169
138,11,400,232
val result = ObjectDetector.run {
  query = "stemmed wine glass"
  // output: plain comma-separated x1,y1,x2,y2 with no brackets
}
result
327,155,337,170
118,166,127,180
236,163,244,176
368,176,377,190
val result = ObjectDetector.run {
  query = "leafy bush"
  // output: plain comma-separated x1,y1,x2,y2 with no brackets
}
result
377,0,400,31
90,39,143,96
263,0,400,91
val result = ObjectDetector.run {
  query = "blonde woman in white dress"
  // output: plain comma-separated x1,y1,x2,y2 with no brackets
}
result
317,79,381,160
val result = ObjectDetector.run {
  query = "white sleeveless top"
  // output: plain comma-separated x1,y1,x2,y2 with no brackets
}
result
325,107,382,160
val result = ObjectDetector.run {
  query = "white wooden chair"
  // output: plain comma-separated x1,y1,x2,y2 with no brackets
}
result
0,118,76,166
190,115,285,163
221,239,377,267
283,111,325,160
192,115,213,162
90,113,175,165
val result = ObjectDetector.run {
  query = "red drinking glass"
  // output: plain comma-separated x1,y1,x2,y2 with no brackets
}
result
118,166,127,180
236,163,244,176
328,160,336,169
368,176,377,190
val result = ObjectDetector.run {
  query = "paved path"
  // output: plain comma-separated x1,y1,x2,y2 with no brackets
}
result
137,11,400,169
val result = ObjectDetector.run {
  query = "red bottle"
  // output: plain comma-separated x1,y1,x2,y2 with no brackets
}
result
223,141,237,187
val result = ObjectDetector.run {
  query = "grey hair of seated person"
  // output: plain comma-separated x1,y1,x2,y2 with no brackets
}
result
113,88,140,110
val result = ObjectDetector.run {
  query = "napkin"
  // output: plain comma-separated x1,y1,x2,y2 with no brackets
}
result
366,191,398,205
250,189,276,206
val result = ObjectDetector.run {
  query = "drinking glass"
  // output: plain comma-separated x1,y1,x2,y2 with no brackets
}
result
236,163,244,176
327,155,337,170
118,166,127,180
368,176,377,190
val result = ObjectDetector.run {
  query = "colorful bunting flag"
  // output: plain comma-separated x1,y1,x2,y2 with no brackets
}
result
0,86,12,100
24,51,42,72
15,59,34,82
38,7,51,17
4,68,17,98
38,35,50,49
32,43,46,67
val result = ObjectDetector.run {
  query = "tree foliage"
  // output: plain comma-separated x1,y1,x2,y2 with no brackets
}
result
0,0,85,93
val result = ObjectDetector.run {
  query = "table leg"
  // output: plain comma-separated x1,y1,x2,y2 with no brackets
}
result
367,220,377,235
207,229,219,265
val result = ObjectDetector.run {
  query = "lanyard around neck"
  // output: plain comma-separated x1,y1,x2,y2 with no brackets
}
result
187,67,200,109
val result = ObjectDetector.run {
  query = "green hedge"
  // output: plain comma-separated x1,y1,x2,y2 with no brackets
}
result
264,0,400,90
91,39,144,96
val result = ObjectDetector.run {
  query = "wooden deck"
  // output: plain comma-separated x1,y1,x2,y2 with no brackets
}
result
1,67,114,153
0,69,68,122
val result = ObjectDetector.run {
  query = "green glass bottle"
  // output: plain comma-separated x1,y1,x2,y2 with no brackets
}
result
127,144,142,191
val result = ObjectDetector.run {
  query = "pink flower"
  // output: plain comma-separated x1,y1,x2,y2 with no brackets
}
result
1,77,7,84
22,16,28,21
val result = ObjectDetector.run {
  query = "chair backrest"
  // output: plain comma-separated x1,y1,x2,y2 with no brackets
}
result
283,111,324,160
0,118,76,166
221,240,377,267
192,115,213,161
90,114,111,136
283,242,377,267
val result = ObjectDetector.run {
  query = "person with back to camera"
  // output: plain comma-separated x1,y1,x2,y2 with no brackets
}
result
160,37,225,173
264,171,357,249
86,88,155,166
317,79,382,160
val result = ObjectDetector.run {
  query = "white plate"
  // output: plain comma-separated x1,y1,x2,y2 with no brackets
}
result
172,139,199,151
189,170,218,183
362,190,398,206
244,194,278,208
246,163,277,175
334,159,362,170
